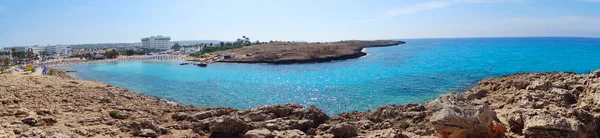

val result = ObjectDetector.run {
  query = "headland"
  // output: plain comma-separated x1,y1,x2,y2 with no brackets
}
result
191,40,404,64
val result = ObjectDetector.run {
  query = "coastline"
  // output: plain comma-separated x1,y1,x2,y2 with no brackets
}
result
3,69,600,137
200,40,405,64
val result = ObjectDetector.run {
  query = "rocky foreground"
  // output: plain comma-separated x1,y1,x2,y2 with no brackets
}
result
209,40,404,64
2,69,600,138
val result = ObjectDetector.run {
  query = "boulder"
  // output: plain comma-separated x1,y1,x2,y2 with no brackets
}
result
194,109,233,120
526,81,552,91
21,116,57,126
138,129,158,138
521,111,585,138
427,93,494,138
273,129,306,138
36,109,53,116
245,129,274,138
171,112,191,121
209,116,247,135
303,105,329,126
330,123,358,137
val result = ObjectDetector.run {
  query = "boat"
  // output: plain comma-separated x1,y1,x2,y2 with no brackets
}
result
179,63,189,65
198,62,208,67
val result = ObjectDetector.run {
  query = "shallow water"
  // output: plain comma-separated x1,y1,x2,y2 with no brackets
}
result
58,37,600,115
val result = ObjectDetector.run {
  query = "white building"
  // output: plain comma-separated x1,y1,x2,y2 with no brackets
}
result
141,35,171,51
0,49,11,60
29,46,45,55
45,45,72,58
3,46,28,52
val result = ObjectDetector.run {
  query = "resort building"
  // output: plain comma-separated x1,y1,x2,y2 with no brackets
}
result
0,49,11,60
141,35,171,51
3,46,28,52
2,46,45,55
45,45,72,58
29,46,45,55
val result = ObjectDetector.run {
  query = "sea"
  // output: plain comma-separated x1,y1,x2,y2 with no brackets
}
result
57,37,600,115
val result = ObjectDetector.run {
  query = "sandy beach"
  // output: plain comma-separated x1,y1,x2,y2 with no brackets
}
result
42,55,189,67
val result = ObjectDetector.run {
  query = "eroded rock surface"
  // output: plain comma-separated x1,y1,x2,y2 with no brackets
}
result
4,69,600,137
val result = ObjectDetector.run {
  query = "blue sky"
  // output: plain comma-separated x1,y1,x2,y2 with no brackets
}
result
0,0,599,46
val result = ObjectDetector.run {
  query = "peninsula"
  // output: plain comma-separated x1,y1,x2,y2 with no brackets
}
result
2,69,600,137
204,40,405,64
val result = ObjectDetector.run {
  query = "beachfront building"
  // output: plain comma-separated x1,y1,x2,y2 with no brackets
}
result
45,45,72,58
182,45,203,54
29,46,45,55
141,35,171,52
0,49,11,59
3,46,28,52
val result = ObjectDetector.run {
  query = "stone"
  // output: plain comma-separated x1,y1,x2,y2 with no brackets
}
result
21,116,57,126
110,111,131,119
330,123,358,138
273,129,306,138
526,81,552,91
427,93,494,138
209,116,247,135
36,109,53,116
138,129,158,138
297,119,314,131
245,128,274,138
171,112,191,121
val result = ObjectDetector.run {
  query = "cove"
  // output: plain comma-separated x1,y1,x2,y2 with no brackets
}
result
58,37,600,115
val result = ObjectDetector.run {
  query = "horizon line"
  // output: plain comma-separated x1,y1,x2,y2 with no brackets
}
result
2,36,599,48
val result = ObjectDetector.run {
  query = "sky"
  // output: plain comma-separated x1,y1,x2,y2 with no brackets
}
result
0,0,599,46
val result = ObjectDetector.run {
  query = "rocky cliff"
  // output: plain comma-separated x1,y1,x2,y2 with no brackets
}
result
1,70,600,137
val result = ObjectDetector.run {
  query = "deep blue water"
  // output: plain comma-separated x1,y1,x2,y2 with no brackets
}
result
58,37,600,115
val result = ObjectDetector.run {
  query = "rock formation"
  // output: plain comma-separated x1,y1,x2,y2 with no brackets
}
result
2,69,600,137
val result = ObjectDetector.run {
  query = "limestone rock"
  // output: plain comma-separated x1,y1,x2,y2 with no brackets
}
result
245,128,274,138
330,123,358,137
427,93,494,138
209,116,247,135
138,129,158,138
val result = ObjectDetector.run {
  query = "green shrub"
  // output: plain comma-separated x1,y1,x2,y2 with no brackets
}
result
400,121,410,129
109,110,120,117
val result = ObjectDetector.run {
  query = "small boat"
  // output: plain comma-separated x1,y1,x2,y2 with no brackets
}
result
180,63,189,65
198,62,208,67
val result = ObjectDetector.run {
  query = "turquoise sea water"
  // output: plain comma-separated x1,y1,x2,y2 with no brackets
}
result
58,37,600,115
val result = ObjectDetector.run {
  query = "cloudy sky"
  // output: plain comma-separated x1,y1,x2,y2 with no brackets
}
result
0,0,599,46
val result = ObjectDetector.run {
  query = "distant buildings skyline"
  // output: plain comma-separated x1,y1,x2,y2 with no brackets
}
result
141,35,171,51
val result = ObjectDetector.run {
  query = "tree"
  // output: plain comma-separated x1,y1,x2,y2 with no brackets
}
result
84,53,93,60
172,43,182,51
104,49,119,59
236,38,244,46
209,43,213,47
255,40,260,44
242,36,251,46
220,42,225,47
125,49,135,56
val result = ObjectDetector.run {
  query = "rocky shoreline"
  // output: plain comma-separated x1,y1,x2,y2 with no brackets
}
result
2,69,600,137
208,40,405,64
